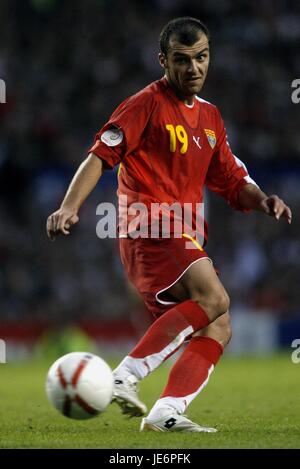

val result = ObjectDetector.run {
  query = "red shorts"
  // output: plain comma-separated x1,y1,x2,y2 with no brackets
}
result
119,236,211,318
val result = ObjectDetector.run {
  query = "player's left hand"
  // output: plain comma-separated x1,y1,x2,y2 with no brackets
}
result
259,195,292,224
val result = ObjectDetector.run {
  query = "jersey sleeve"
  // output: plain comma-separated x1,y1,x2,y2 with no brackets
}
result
88,90,155,170
205,108,258,212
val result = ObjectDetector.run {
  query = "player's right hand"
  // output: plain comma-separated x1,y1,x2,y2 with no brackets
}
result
46,208,79,241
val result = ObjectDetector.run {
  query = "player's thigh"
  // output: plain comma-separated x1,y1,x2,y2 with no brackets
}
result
168,258,230,317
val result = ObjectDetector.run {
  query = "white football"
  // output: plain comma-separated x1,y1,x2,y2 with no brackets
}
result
45,352,114,419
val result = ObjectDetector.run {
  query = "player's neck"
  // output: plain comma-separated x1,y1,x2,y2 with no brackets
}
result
164,76,195,106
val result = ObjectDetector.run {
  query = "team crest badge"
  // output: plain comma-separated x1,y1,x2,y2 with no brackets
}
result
204,129,216,149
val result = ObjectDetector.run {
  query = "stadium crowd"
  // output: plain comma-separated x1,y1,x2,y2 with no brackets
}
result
0,0,299,329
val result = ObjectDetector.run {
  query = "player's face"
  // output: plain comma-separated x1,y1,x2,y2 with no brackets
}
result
160,33,210,103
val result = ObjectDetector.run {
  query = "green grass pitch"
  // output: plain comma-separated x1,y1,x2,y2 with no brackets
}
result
0,353,299,448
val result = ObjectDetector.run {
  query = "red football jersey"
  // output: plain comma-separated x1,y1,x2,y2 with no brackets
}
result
90,77,256,241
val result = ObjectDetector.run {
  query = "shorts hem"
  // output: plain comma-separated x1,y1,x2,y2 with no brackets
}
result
155,256,212,306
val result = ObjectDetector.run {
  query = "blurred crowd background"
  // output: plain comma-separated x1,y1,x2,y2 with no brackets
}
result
0,0,299,355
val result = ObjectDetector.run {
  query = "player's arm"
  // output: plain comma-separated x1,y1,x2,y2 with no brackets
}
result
47,88,155,240
238,182,292,224
207,108,292,224
46,153,103,240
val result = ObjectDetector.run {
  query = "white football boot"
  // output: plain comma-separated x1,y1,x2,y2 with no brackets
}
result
113,373,147,417
140,406,217,433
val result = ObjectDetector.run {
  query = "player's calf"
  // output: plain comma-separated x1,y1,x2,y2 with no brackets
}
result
195,311,232,348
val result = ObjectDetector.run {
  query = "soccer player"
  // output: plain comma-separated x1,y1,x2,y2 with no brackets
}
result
46,17,292,432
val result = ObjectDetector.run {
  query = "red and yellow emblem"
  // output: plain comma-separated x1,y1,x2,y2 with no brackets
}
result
204,129,216,149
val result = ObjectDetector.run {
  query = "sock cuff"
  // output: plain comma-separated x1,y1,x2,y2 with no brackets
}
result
177,300,210,331
189,336,223,365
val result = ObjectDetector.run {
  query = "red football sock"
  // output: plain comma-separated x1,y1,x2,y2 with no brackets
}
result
130,300,210,358
114,300,210,380
158,336,223,413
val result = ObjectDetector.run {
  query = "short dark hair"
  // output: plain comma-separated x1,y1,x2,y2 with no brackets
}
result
159,17,210,55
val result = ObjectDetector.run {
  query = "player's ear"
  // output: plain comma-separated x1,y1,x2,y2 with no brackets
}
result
158,52,168,69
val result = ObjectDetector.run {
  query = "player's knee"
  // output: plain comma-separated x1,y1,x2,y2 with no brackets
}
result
209,313,232,348
226,324,232,345
221,314,232,347
216,291,230,318
193,290,230,322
